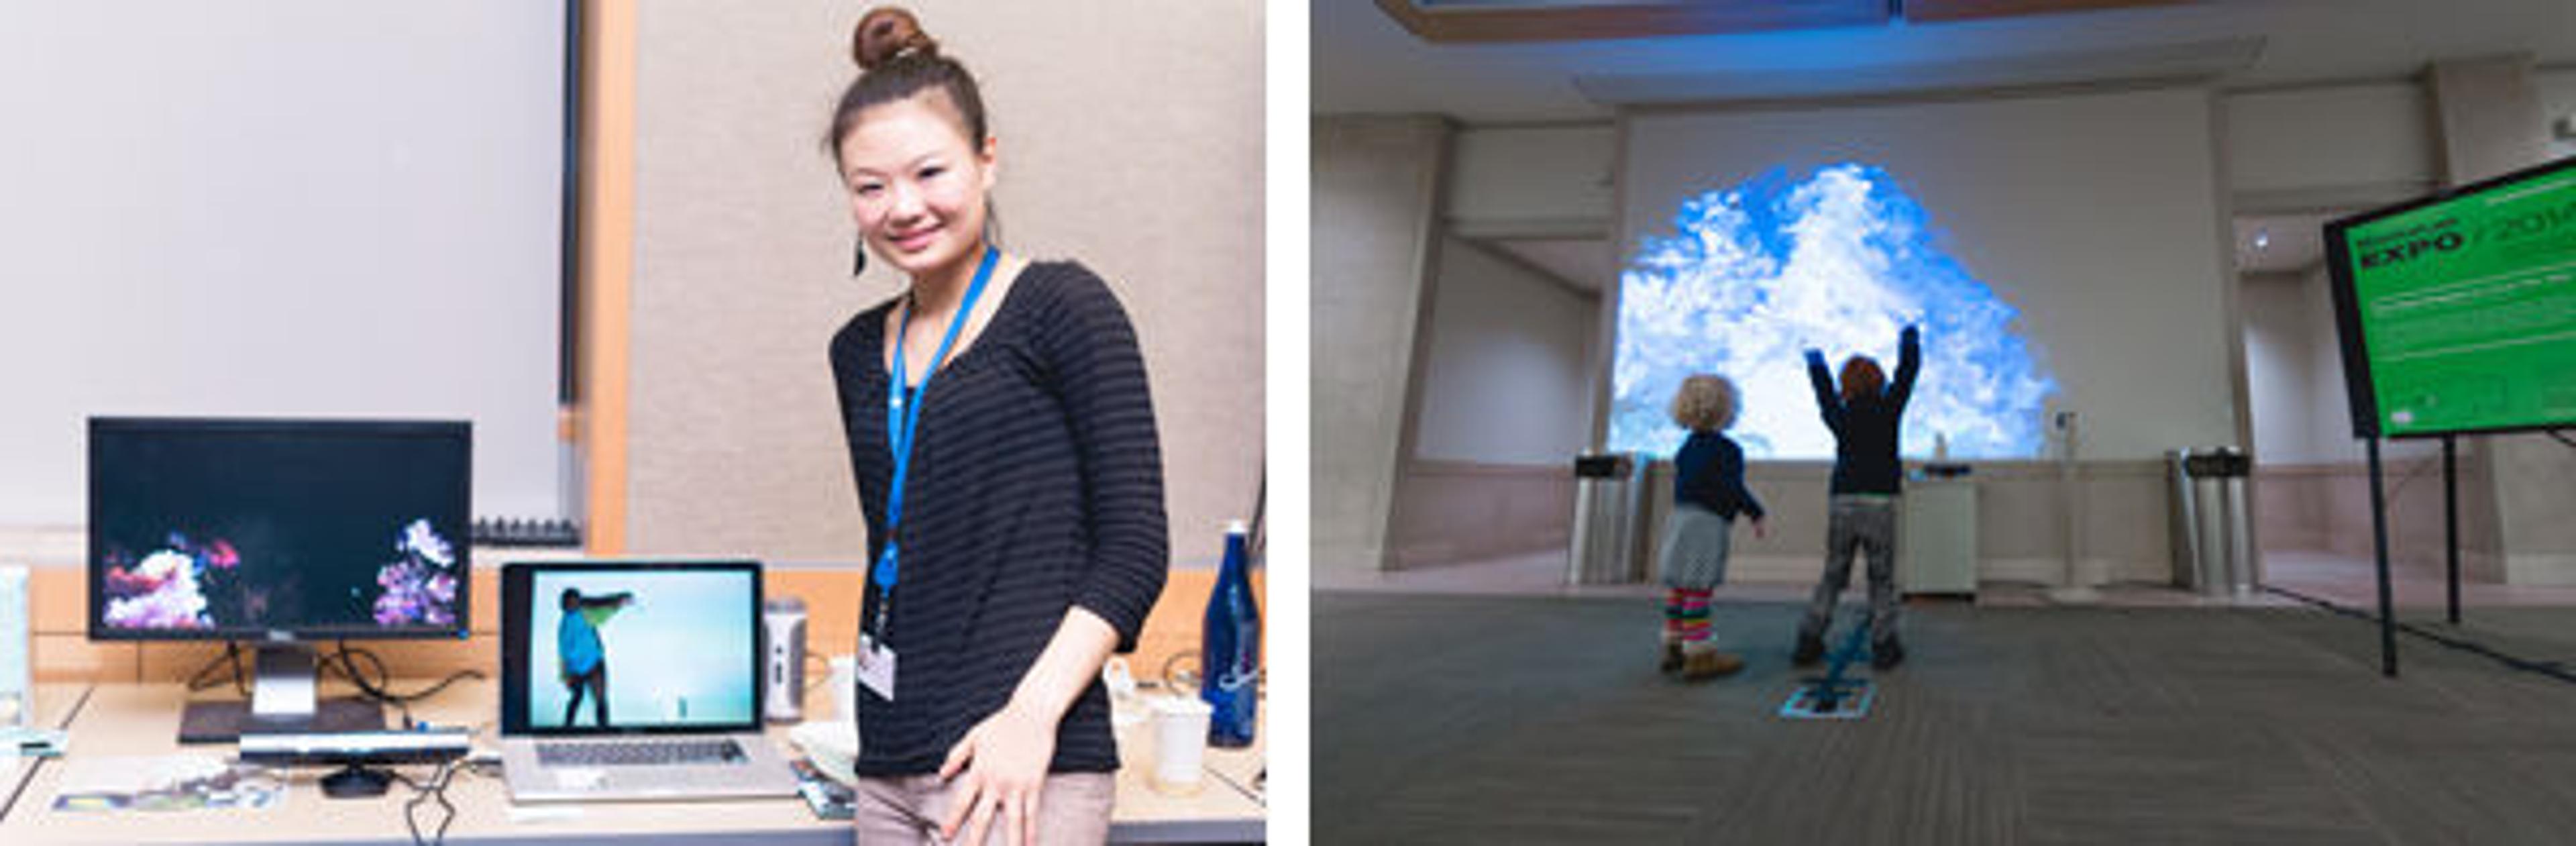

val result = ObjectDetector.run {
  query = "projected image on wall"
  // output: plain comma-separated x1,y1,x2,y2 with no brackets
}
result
1611,163,2058,459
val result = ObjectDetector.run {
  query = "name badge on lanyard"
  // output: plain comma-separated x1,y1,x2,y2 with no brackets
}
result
856,633,898,702
864,245,999,702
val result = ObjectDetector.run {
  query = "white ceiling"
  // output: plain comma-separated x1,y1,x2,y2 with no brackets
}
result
1332,1,2576,284
1316,0,2576,122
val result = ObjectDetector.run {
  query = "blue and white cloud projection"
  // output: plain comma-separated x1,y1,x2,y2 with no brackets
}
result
1612,163,2057,460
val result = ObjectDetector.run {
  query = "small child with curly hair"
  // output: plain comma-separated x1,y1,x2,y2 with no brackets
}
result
1657,374,1766,681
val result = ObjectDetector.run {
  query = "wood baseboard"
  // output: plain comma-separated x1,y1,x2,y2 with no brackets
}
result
1389,460,1574,570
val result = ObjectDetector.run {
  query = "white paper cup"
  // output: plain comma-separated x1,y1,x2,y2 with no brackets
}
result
1148,695,1212,795
828,654,859,721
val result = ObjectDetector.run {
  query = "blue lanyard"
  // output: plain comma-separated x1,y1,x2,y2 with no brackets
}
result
872,246,999,635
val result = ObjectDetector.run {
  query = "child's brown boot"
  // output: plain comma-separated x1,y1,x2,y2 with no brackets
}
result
1681,647,1744,681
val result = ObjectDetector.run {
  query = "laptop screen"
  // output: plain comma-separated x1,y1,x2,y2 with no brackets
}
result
500,561,763,735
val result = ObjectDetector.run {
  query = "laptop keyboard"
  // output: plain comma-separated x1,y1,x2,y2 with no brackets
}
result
537,739,747,768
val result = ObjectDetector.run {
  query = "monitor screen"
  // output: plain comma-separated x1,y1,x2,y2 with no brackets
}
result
87,417,471,641
500,562,762,735
2326,155,2576,438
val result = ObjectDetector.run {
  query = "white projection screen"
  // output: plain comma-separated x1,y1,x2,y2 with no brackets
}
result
0,1,570,524
1613,87,2238,462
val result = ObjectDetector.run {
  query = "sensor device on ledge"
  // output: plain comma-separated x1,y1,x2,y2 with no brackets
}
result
237,727,472,798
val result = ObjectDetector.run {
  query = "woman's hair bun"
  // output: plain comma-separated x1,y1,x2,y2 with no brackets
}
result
853,7,938,72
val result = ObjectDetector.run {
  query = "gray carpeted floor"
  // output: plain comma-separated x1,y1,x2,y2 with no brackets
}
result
1316,592,2576,845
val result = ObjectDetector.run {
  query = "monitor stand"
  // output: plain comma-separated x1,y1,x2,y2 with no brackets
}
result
177,643,383,744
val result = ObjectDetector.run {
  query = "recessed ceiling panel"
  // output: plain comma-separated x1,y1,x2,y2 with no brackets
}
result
1903,0,2198,24
1376,0,1888,44
1576,37,2262,105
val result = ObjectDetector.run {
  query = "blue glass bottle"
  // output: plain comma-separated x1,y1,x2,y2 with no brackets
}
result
1200,521,1259,748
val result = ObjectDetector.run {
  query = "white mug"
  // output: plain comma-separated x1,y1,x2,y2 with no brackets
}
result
1148,695,1212,794
828,654,859,722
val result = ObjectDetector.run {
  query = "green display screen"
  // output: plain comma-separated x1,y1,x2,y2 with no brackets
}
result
2329,158,2576,437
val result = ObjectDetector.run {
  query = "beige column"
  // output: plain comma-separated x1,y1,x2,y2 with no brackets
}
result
2426,54,2576,585
1313,116,1456,574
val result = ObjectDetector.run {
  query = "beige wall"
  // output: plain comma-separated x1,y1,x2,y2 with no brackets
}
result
622,1,1264,566
1381,236,1596,570
2256,456,2503,580
1388,462,1574,570
2548,68,2576,162
2223,81,2438,211
1443,125,1617,231
0,1,570,525
2240,263,2493,576
1311,115,1452,574
2239,266,2440,466
1413,237,1596,466
2241,271,2320,464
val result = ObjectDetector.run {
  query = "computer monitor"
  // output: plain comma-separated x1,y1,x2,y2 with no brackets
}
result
87,417,470,741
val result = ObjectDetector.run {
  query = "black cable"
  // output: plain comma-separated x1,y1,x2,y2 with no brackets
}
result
180,644,223,690
2547,429,2576,451
184,643,250,695
804,650,836,695
183,643,231,692
331,646,412,727
402,759,462,846
325,641,486,728
1159,650,1200,690
2381,450,2443,503
2262,584,2576,685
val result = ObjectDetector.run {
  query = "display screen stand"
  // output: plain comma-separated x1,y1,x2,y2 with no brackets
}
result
176,643,384,744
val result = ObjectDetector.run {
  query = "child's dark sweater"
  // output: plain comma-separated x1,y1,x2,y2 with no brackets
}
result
1805,326,1921,495
1672,431,1764,520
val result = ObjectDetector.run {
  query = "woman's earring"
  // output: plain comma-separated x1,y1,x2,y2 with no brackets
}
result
852,236,867,276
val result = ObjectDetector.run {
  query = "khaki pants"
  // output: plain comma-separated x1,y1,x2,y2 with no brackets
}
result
852,772,1114,845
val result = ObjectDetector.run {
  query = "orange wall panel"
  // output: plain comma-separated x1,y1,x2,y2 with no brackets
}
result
34,564,1263,689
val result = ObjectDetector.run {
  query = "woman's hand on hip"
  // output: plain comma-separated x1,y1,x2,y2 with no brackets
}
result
940,608,1120,843
938,702,1057,846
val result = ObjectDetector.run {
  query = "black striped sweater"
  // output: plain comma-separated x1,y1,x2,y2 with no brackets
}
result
830,260,1170,776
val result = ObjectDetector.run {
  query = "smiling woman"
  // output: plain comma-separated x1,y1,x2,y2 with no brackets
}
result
818,7,1170,846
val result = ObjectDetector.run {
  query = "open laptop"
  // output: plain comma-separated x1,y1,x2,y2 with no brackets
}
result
498,560,797,802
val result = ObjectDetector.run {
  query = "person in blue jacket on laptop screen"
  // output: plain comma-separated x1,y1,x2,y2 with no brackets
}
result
557,588,634,727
